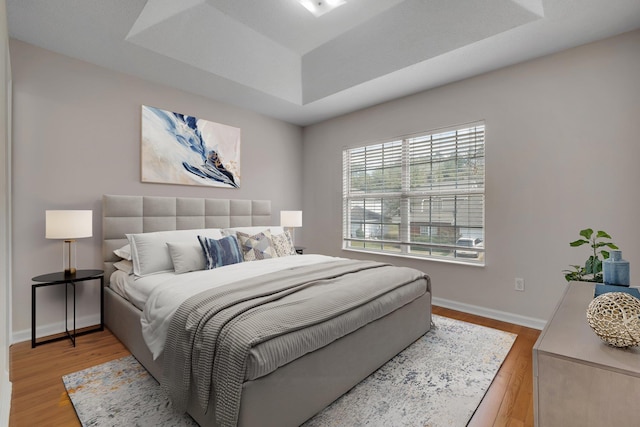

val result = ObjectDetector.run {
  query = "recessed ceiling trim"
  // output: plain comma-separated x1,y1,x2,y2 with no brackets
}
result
301,0,545,104
126,0,206,39
511,0,545,17
126,1,303,104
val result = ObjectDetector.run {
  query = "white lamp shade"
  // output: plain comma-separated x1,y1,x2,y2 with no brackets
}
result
280,211,302,228
46,210,93,239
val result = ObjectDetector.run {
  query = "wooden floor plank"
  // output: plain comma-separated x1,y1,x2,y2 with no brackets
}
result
433,306,540,427
9,330,129,427
467,369,512,427
10,307,540,426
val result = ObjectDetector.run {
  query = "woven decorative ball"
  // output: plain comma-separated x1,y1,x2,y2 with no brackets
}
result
586,292,640,348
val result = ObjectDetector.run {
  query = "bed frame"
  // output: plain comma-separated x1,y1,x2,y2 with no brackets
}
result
102,194,432,427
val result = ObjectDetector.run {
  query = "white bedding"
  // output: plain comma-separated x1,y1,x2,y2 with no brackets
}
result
109,270,166,310
108,270,131,303
140,254,342,359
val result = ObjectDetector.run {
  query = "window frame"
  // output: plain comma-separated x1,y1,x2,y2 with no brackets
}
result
342,121,485,265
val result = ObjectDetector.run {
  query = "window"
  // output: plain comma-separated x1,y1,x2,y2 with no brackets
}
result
342,122,485,264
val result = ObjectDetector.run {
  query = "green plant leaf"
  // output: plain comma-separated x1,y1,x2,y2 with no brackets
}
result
596,231,612,239
585,256,595,274
601,250,610,259
594,242,611,248
594,258,602,273
585,256,603,275
570,239,589,247
605,243,619,249
564,272,578,282
563,265,585,282
579,228,594,239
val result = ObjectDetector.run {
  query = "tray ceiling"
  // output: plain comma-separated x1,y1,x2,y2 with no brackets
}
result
7,0,640,125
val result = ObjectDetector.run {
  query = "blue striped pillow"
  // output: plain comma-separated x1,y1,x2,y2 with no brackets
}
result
197,235,244,270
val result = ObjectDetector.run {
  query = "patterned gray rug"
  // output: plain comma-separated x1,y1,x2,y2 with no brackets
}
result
62,315,516,427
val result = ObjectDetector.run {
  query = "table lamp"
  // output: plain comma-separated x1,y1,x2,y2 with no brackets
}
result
280,210,302,245
46,210,93,275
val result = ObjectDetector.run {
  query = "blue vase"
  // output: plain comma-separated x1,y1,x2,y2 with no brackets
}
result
602,250,630,286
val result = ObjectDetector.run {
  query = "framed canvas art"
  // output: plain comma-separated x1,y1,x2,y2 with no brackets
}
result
141,105,241,188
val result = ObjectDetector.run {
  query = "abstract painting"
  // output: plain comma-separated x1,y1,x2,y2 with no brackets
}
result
141,105,241,188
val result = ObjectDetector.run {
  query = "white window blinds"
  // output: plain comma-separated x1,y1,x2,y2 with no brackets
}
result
343,122,485,264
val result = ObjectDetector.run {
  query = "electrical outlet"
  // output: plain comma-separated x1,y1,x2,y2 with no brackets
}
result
515,278,525,292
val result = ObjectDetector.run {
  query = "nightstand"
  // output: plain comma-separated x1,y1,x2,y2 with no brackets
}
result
31,269,104,348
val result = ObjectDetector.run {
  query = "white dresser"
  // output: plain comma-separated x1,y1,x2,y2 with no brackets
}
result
533,282,640,426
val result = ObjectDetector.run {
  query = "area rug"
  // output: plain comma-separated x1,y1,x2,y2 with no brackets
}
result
62,315,516,427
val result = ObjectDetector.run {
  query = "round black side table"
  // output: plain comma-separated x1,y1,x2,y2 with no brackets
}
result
31,269,104,348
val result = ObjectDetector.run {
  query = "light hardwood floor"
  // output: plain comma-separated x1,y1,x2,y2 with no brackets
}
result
9,306,540,426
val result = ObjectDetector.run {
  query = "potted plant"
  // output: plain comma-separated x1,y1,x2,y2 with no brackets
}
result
564,228,618,282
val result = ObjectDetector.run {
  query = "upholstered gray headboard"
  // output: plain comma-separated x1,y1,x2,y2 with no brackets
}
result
102,194,271,280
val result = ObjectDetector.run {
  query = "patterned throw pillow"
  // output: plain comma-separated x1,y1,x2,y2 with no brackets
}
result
236,230,277,261
197,235,244,269
272,231,297,257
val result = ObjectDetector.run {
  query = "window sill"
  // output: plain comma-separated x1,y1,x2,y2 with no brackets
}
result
342,247,485,267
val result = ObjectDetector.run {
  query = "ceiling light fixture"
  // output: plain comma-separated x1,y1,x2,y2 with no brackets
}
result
298,0,346,17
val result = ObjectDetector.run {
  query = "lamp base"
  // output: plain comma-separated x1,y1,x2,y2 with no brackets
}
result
63,239,77,276
287,227,296,246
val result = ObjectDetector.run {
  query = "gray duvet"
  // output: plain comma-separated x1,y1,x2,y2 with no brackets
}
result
162,259,430,427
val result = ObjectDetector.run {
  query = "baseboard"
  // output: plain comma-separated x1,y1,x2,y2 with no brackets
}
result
11,313,101,345
0,368,10,427
432,297,547,330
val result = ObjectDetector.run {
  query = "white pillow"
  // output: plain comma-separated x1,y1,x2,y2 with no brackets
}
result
225,226,285,236
113,244,132,261
127,228,224,277
113,259,133,275
167,241,206,274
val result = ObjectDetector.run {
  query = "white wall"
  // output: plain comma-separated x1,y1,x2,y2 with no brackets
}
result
0,0,11,423
302,29,640,324
9,40,303,342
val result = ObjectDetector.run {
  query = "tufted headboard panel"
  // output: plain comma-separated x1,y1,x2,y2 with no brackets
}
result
102,194,271,280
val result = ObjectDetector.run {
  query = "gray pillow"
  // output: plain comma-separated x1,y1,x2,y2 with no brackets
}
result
167,241,206,274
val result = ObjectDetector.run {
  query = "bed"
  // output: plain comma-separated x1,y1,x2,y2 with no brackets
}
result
102,194,432,427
